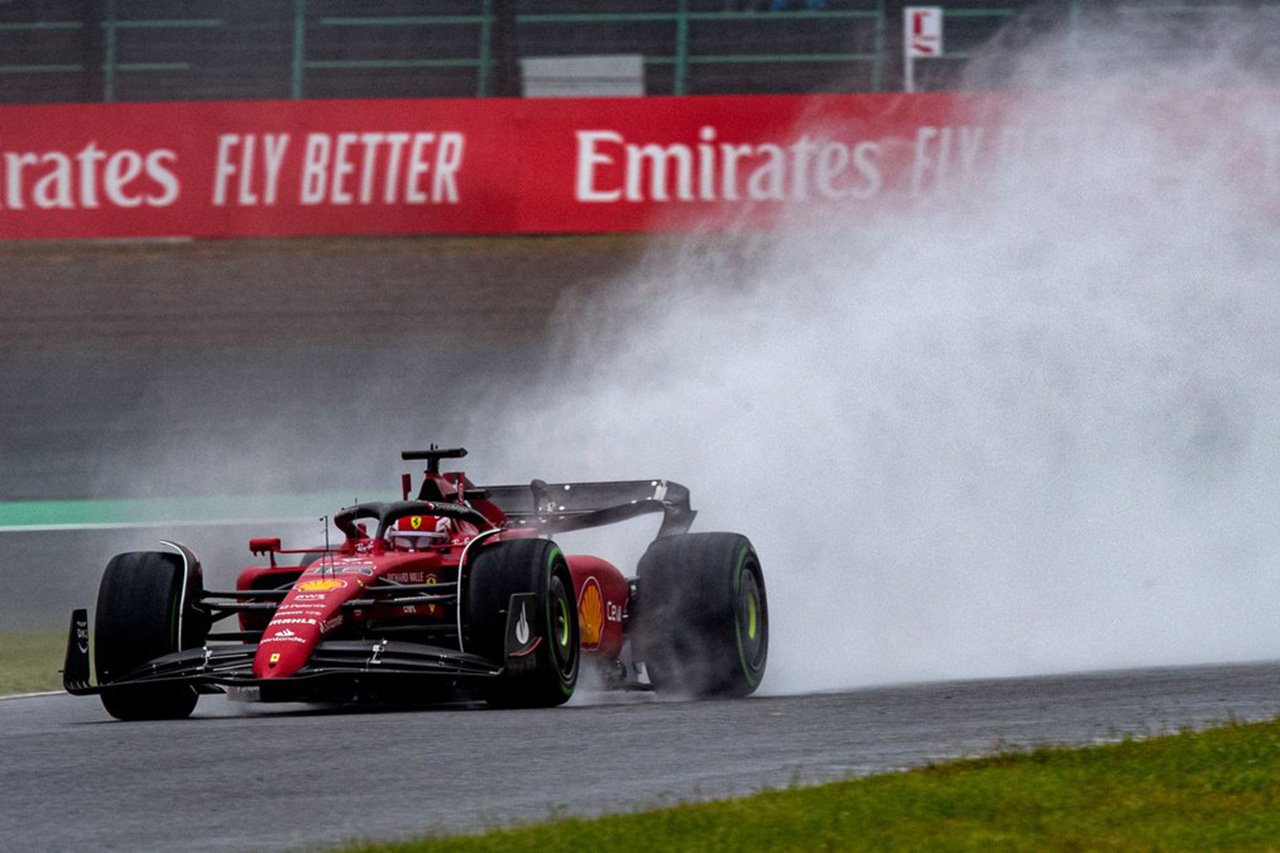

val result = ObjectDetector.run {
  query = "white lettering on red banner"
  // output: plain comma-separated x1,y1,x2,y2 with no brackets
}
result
575,126,883,203
211,130,464,208
0,143,178,211
0,93,1273,239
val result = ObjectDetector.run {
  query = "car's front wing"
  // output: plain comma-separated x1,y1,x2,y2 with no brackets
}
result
63,598,539,704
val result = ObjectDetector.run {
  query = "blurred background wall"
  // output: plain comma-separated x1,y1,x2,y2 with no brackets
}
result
4,1,1279,104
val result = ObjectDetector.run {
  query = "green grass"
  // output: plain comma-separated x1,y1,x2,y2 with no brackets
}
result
0,629,65,695
346,719,1280,851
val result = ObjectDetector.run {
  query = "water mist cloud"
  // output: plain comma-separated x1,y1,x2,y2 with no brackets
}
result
469,15,1280,694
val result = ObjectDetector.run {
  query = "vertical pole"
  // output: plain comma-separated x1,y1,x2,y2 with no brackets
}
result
492,0,519,97
883,0,905,95
291,0,306,99
82,0,106,103
902,4,914,93
477,0,493,97
102,0,117,102
871,0,885,92
674,0,689,96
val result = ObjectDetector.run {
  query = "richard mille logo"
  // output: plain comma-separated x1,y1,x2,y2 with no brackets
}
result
515,605,530,645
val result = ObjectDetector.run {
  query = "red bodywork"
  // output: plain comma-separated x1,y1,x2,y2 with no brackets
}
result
62,448,715,716
235,468,631,679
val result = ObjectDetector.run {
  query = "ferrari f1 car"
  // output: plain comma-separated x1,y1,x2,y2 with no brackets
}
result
63,448,768,720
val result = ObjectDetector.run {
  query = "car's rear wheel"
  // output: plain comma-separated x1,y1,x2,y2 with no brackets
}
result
633,532,768,698
95,551,203,721
466,538,579,708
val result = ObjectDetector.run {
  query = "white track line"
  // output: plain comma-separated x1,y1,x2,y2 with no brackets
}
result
0,691,63,701
0,516,316,533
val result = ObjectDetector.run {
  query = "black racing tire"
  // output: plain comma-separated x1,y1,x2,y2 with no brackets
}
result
633,532,768,698
466,538,579,708
94,551,202,721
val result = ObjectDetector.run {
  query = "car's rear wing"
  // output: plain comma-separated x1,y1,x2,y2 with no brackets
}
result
482,479,696,540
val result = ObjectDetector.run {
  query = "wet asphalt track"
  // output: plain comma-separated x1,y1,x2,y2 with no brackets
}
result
2,662,1278,850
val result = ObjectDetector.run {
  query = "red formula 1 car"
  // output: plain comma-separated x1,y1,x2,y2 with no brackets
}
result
64,448,768,720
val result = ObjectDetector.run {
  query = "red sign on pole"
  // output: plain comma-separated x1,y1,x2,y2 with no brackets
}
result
903,6,944,92
905,6,944,58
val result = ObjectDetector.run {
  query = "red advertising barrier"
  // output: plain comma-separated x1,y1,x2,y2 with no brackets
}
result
0,94,988,239
0,92,1271,239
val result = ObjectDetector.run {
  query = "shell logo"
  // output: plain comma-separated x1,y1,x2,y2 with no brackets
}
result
295,579,347,593
578,577,603,650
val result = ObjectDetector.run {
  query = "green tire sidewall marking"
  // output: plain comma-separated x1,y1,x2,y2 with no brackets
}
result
556,597,571,647
544,546,576,696
732,544,763,687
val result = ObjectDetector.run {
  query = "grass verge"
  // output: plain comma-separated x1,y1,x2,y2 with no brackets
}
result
348,718,1280,851
0,629,65,695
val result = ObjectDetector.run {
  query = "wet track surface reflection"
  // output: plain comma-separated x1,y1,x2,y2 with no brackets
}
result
2,662,1278,849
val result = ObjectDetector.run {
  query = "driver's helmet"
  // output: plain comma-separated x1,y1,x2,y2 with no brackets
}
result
390,514,450,550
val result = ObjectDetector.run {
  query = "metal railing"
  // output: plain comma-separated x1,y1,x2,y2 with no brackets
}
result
0,1,1273,104
0,0,886,102
302,4,496,99
516,4,887,96
101,2,225,103
304,2,887,98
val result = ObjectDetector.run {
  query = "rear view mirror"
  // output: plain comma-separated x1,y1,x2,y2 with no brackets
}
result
249,537,282,556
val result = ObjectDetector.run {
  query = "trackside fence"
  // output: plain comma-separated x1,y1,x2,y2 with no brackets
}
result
3,2,1275,104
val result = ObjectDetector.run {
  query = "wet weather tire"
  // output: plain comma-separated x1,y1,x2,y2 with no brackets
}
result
95,551,202,721
466,538,579,708
634,532,768,698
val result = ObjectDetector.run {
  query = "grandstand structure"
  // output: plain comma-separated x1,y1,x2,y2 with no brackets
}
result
0,1,1275,104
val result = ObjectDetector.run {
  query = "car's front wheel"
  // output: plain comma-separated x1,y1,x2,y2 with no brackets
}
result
95,550,203,721
466,538,579,708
